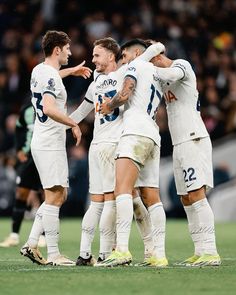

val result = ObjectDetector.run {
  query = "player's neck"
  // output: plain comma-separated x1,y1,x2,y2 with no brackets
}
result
104,61,117,74
44,56,61,71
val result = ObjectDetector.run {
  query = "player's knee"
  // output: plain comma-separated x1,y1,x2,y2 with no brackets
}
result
114,187,133,197
139,187,160,207
181,195,191,206
184,186,206,204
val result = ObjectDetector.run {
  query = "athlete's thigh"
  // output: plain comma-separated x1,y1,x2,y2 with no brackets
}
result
98,142,117,193
32,149,68,189
116,135,155,166
173,148,187,195
136,145,160,188
174,138,213,195
115,135,152,194
115,158,139,195
88,144,103,195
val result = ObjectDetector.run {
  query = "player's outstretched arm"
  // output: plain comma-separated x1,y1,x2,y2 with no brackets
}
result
66,99,94,130
138,42,165,62
155,66,184,83
59,61,92,79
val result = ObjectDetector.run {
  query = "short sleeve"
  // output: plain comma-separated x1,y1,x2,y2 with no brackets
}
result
84,81,94,103
124,61,138,82
42,70,61,99
172,60,189,80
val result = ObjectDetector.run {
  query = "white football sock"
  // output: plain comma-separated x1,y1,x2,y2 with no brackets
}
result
116,194,133,253
184,204,203,256
99,200,116,259
42,204,60,259
148,202,166,258
80,201,104,259
133,196,153,257
27,202,45,248
192,198,218,255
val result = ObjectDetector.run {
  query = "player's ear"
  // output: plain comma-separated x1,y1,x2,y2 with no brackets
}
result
54,46,61,56
108,52,115,62
135,48,141,57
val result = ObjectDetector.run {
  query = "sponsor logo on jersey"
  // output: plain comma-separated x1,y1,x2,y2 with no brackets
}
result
153,74,162,82
96,79,117,89
128,66,136,72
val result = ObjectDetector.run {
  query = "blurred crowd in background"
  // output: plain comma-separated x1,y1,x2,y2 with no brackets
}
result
0,0,236,216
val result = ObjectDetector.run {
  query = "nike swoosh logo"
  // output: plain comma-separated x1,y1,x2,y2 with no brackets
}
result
186,183,194,188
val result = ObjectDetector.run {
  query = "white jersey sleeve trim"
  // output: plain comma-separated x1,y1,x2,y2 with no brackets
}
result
124,74,137,82
84,97,93,104
172,65,185,80
43,90,57,98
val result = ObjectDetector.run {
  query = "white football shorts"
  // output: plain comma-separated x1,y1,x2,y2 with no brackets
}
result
89,142,117,194
173,137,213,195
31,149,69,189
116,135,160,188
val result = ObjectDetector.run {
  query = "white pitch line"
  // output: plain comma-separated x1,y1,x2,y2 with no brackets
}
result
0,258,234,271
0,265,231,272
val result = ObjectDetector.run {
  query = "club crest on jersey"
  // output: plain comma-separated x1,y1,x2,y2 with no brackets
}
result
46,78,56,91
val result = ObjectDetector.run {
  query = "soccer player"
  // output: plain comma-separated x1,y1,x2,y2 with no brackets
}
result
69,38,154,266
99,40,168,267
150,45,221,266
20,30,89,266
0,103,45,248
72,37,120,265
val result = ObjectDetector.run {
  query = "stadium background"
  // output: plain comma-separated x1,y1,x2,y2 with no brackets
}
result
0,0,236,219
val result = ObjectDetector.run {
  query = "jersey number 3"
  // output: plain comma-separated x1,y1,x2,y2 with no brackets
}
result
32,92,48,123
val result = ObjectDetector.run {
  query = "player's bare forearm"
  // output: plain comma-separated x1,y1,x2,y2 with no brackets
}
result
109,77,136,110
101,77,136,114
43,95,77,128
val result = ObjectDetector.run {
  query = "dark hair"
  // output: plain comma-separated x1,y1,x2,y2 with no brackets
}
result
42,30,71,57
116,50,123,63
120,38,148,52
144,39,156,47
93,37,120,59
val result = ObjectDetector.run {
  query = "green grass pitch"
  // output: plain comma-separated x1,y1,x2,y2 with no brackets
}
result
0,218,235,295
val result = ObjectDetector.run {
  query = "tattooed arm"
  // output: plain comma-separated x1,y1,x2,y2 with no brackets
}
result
100,77,136,115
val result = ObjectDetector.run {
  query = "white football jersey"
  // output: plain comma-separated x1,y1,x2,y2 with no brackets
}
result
122,59,162,146
31,63,67,150
86,67,126,143
159,59,209,145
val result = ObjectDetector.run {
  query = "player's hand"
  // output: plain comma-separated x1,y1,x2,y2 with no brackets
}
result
72,125,82,146
71,61,92,78
17,150,28,162
100,97,111,115
147,42,166,57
